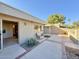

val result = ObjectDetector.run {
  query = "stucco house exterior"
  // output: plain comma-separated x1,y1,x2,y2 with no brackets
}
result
0,2,45,51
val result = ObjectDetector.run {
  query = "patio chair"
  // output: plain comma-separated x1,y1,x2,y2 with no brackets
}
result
35,33,40,40
35,32,47,43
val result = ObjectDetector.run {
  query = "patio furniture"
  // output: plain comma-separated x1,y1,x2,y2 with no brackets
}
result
35,33,40,39
35,32,46,43
35,31,44,39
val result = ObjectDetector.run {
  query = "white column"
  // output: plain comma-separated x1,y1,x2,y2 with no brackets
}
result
0,19,3,51
75,29,77,38
41,25,44,32
68,29,70,37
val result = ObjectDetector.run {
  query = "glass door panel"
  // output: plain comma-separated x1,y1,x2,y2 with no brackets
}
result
0,19,3,51
0,20,1,50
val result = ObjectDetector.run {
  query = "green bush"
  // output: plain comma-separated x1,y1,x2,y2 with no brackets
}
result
27,38,38,47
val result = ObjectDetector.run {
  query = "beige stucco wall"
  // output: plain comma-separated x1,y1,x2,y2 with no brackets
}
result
0,14,44,44
19,21,36,44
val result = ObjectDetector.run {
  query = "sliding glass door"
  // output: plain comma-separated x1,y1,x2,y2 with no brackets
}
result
0,20,1,50
0,22,1,50
0,19,3,51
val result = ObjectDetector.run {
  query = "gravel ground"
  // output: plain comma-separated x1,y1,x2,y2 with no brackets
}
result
65,47,79,59
66,52,79,59
59,35,79,59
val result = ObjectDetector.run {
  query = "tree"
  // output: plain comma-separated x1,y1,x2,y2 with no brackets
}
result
48,14,66,24
73,21,79,27
67,18,71,24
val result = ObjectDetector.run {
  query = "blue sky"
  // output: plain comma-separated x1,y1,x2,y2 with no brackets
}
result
0,0,79,24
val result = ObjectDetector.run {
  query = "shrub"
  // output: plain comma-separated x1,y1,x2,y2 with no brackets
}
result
27,38,38,47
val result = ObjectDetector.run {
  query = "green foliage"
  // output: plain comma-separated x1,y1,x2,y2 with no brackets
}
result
60,24,74,29
67,25,74,29
48,14,66,24
73,21,79,28
67,18,71,22
27,38,38,47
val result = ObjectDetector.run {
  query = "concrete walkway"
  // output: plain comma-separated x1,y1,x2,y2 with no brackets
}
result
21,35,67,59
0,35,68,59
0,44,26,59
47,35,62,43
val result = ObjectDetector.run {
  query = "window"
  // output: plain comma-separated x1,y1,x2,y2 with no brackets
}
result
40,26,42,31
34,25,39,30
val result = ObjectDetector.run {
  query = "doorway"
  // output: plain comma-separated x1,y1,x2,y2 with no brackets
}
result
3,20,19,48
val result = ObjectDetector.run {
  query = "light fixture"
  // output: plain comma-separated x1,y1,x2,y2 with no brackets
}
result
13,25,15,28
24,22,27,25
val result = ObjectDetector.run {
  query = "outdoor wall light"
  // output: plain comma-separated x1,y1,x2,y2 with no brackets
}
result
13,25,15,28
24,22,27,25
